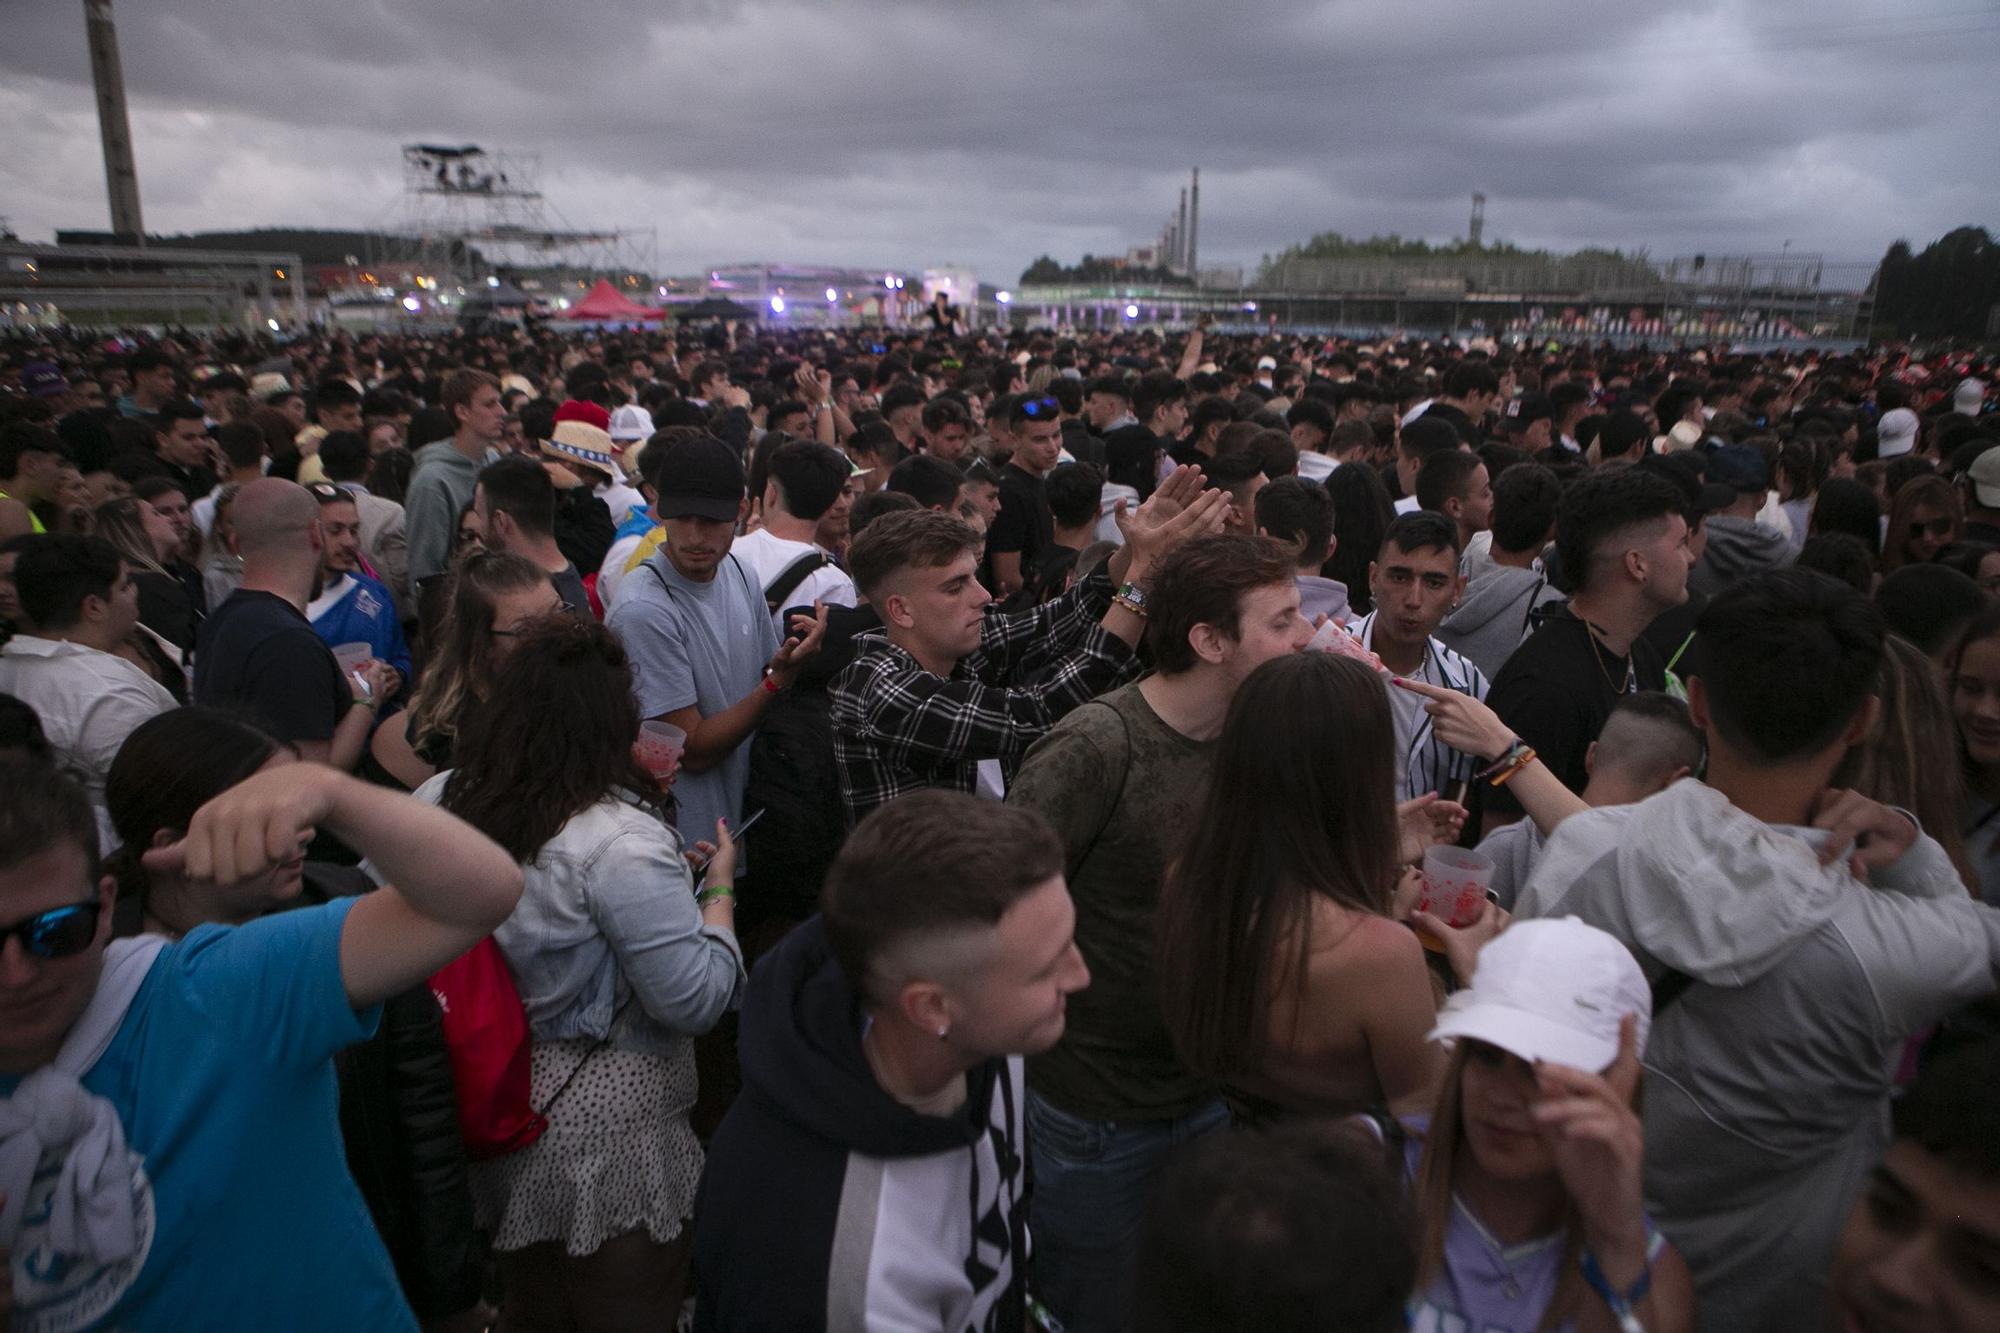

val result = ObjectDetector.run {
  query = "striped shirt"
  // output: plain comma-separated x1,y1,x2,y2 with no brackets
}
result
1351,611,1490,801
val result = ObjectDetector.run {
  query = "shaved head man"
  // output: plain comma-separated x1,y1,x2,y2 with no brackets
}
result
194,479,395,769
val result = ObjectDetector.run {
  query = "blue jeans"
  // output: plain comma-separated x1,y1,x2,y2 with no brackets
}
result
1026,1090,1230,1333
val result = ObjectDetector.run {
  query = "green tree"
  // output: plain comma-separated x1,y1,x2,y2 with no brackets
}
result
1873,228,1999,339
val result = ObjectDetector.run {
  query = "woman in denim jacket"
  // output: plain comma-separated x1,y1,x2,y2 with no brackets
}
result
421,616,747,1331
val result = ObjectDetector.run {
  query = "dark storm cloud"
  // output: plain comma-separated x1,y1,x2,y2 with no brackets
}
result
4,0,1996,284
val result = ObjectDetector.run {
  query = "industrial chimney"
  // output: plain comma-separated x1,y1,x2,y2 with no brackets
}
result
84,0,144,243
1187,168,1200,281
1469,192,1486,251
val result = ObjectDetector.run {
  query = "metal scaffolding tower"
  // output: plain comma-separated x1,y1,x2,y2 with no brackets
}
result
369,144,655,295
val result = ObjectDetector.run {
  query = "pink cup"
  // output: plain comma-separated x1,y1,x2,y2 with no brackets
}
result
1417,845,1495,928
633,721,686,781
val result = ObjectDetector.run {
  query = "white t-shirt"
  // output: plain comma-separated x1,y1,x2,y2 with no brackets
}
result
730,527,857,633
1394,494,1422,515
1296,451,1338,482
0,635,176,848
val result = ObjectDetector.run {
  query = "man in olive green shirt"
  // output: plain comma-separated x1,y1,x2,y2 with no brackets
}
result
1007,533,1313,1333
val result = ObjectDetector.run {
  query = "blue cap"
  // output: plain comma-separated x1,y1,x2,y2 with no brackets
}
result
1707,445,1768,494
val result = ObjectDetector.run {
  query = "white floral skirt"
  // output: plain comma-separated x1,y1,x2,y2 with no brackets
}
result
471,1037,703,1257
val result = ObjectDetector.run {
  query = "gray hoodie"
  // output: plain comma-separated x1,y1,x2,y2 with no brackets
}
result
1688,514,1790,599
1517,780,2000,1332
1435,566,1554,680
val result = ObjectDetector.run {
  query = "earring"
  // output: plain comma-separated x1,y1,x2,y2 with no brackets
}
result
936,1025,949,1040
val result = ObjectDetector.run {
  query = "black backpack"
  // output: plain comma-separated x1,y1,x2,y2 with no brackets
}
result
743,684,844,923
742,552,846,924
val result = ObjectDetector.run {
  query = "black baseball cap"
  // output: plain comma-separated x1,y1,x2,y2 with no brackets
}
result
651,434,744,521
1504,393,1555,430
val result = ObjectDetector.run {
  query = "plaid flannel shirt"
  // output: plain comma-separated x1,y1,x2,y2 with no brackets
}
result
830,569,1138,826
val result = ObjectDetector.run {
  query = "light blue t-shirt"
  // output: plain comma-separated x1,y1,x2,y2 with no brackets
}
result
1,898,413,1331
606,549,778,855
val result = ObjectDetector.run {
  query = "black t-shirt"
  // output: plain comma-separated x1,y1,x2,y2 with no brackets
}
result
194,589,352,745
135,569,197,652
985,461,1054,588
1420,401,1485,447
1638,587,1706,673
551,562,591,618
1483,605,1666,816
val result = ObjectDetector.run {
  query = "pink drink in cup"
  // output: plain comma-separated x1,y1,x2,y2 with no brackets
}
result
633,721,687,783
1415,845,1495,952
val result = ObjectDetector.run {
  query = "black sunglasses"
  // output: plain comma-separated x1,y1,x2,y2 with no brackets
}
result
3,899,102,960
1908,516,1954,540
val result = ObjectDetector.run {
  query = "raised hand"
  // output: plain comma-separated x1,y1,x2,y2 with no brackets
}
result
1533,1013,1651,1287
140,763,337,886
1395,792,1467,865
1113,485,1229,581
1392,676,1517,762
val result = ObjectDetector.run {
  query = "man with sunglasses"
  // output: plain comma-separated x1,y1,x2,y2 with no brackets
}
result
0,756,522,1329
984,396,1064,601
1688,445,1791,600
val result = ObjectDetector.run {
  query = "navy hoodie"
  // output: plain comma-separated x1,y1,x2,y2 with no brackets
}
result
693,918,1030,1331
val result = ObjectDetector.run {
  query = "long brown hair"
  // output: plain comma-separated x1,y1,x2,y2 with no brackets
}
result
1411,1045,1588,1331
439,616,660,862
1837,633,1975,887
404,551,550,752
91,495,169,576
1157,652,1402,1082
1882,473,1961,572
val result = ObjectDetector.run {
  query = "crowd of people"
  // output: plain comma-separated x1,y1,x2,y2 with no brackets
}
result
2,313,2000,1332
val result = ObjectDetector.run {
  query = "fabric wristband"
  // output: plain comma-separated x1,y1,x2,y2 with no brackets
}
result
1580,1245,1653,1333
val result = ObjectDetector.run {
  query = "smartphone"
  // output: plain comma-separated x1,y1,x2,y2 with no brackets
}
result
693,808,766,874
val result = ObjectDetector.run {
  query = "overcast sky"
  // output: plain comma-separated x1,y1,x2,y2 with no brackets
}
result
4,0,1997,286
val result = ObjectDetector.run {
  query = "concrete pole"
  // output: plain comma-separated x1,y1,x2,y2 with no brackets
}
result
84,0,145,242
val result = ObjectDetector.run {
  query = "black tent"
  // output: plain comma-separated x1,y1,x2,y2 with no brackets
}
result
676,297,760,321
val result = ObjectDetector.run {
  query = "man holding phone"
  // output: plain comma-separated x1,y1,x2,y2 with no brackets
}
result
607,436,827,866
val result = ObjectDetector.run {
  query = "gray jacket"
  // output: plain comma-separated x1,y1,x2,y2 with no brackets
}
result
1436,565,1554,680
1517,779,2000,1332
1689,514,1790,599
404,441,492,584
412,776,746,1059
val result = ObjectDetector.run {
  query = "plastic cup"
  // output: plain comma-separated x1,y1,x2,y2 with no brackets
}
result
1415,845,1495,951
633,721,687,781
331,642,372,675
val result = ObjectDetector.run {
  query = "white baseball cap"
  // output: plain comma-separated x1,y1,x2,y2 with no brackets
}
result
609,403,655,443
1956,378,1987,417
1256,355,1278,371
1427,917,1651,1072
1877,407,1919,458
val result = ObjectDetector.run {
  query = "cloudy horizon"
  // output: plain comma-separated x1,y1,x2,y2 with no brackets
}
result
4,0,1997,286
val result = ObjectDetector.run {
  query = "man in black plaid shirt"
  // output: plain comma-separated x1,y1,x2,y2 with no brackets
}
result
831,465,1227,825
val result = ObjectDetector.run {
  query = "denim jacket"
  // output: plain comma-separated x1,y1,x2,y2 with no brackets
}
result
410,776,746,1058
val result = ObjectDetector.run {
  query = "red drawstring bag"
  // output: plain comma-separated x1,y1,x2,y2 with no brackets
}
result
429,938,546,1160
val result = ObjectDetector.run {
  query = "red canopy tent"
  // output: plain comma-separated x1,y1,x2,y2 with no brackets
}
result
565,279,665,322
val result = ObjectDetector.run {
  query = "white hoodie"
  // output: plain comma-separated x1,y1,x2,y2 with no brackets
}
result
1518,779,2000,1332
